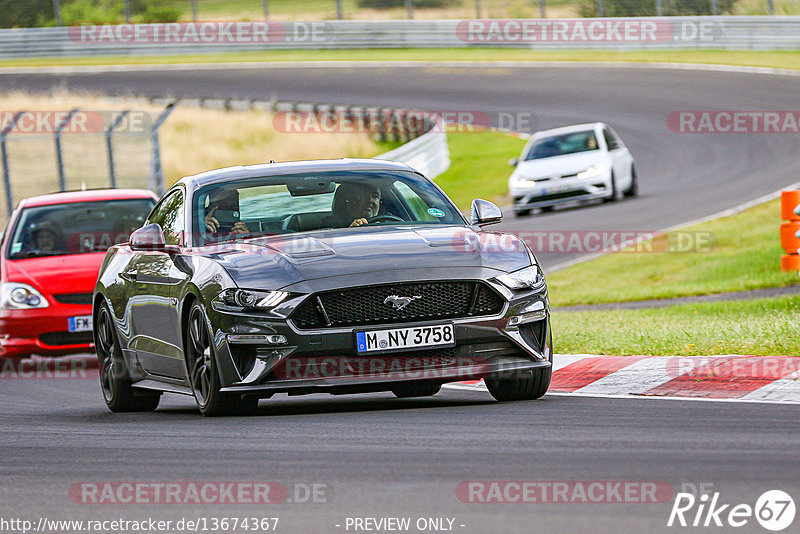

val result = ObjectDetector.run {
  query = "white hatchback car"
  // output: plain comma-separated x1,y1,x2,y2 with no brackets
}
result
508,122,637,216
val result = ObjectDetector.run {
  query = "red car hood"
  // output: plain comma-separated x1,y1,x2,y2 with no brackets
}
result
3,253,105,296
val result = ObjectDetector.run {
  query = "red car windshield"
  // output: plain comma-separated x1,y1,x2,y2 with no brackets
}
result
7,198,155,259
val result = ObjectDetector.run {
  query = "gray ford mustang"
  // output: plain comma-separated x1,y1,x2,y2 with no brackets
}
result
93,159,552,416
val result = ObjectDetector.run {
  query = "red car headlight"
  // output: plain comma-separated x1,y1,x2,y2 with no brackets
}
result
0,282,49,310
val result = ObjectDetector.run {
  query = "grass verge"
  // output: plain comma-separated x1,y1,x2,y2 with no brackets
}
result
551,295,800,356
434,130,526,210
547,198,800,307
3,49,800,71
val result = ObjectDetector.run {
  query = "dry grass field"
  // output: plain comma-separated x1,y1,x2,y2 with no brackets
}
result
0,89,383,218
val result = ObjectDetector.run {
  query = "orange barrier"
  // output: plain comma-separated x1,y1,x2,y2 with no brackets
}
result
780,191,800,272
781,190,800,221
781,254,800,272
780,221,800,253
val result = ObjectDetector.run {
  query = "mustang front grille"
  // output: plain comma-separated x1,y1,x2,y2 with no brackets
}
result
290,281,504,329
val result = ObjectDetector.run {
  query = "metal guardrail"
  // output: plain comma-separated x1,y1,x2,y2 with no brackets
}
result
3,17,800,57
376,121,450,180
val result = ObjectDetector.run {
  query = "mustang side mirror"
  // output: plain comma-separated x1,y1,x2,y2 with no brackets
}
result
130,224,179,253
471,199,503,227
509,157,519,167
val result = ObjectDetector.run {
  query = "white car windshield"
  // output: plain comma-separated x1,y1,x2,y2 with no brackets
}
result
525,130,599,160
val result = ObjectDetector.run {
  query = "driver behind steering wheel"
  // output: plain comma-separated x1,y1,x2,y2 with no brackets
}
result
330,183,382,228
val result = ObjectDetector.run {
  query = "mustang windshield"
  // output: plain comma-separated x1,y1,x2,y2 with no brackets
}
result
7,199,154,259
525,130,599,160
192,170,464,246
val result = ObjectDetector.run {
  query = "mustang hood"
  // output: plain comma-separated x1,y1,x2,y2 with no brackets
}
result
199,226,531,290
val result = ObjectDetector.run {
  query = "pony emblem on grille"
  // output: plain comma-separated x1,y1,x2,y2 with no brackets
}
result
383,295,422,311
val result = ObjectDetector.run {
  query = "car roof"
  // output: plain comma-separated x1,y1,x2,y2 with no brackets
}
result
176,158,418,190
19,189,157,209
532,122,605,138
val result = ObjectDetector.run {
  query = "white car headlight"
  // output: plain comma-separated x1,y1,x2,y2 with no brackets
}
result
0,282,49,310
577,163,607,180
212,289,290,312
496,266,546,291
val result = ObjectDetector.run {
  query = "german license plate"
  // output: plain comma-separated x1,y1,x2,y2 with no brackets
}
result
356,324,454,353
68,315,93,333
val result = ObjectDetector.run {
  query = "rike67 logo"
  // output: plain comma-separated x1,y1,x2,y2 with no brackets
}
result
668,487,795,531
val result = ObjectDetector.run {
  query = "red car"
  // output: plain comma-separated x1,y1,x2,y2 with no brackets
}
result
0,189,157,360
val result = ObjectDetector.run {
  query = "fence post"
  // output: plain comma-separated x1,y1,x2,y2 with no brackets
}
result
149,101,177,194
768,0,774,15
596,0,604,17
405,0,414,19
262,0,269,19
106,110,130,189
54,108,79,192
539,0,546,18
656,0,663,16
336,0,343,20
123,0,130,23
711,0,718,15
0,112,26,217
191,0,198,22
475,0,481,18
53,0,62,26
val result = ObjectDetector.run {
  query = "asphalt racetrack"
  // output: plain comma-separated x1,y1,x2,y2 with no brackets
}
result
2,375,799,533
1,64,799,533
1,63,799,268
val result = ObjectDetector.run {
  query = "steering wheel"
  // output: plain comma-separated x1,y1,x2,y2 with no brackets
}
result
367,214,405,224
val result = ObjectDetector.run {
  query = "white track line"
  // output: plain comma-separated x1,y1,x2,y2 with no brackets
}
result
573,357,684,396
741,370,800,403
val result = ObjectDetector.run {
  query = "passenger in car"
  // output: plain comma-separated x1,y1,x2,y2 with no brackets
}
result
328,183,382,228
203,186,250,237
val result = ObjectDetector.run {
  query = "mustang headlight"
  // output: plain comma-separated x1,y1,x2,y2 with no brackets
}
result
577,163,607,180
0,282,49,310
496,266,546,291
212,289,290,312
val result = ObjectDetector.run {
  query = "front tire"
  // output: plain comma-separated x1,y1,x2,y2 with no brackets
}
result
391,382,442,398
186,302,258,417
624,166,639,197
95,302,160,412
485,333,553,402
604,172,623,202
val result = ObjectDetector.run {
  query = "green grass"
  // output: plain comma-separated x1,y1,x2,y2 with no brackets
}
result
4,49,800,71
547,198,800,307
552,295,800,356
434,130,526,210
